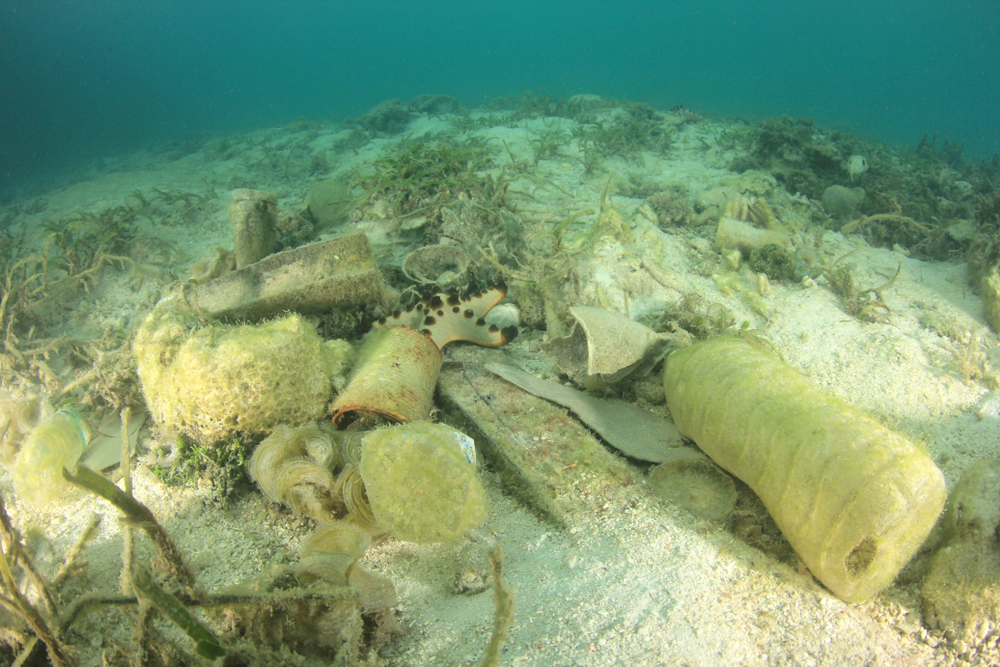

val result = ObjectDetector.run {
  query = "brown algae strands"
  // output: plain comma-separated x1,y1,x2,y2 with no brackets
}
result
662,336,946,603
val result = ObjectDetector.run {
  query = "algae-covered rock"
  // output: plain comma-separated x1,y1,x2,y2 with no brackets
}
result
821,185,865,221
749,243,796,281
305,180,353,230
357,99,411,133
408,94,461,115
134,307,337,445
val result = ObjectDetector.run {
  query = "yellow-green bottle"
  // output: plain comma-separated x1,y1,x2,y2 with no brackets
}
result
12,408,90,506
663,337,946,603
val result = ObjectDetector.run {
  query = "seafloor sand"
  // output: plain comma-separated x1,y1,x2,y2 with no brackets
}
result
1,104,998,666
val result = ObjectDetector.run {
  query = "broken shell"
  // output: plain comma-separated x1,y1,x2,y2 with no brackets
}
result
330,325,442,425
401,244,471,289
542,306,671,387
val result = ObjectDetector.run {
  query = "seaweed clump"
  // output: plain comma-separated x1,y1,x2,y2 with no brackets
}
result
749,243,796,281
573,101,676,163
352,139,527,288
735,115,991,262
0,436,398,666
968,190,1000,289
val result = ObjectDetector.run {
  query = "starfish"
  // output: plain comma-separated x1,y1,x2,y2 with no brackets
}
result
372,286,518,350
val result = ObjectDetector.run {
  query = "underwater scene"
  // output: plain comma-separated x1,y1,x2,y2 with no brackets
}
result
1,2,1000,666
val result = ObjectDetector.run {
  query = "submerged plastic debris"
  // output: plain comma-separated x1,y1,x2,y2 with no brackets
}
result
401,244,471,291
331,324,443,425
542,306,670,388
646,448,737,521
187,232,385,322
229,188,277,268
664,336,946,602
333,286,518,426
485,362,683,462
359,421,487,544
11,409,90,506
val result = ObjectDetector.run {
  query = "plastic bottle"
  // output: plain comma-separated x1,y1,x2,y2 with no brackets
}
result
663,336,946,603
11,408,90,506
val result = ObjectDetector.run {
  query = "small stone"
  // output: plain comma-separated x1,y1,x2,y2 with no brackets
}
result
451,566,490,595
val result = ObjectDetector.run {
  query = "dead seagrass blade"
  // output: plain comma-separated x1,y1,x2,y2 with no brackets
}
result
485,363,683,462
542,306,670,387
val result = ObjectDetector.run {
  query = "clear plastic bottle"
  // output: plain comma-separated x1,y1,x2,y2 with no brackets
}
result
11,408,90,506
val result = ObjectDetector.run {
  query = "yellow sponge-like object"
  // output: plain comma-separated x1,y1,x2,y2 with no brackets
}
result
134,307,334,445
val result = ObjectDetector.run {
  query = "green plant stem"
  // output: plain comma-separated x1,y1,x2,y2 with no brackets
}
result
63,464,194,587
130,563,225,660
59,588,359,633
0,539,75,667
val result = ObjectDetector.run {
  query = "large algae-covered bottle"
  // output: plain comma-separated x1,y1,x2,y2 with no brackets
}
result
12,408,91,506
663,336,946,603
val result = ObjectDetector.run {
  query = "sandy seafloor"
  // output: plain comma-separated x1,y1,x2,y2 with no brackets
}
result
1,105,999,667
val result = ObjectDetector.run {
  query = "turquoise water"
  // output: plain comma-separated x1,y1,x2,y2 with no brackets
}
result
0,0,997,192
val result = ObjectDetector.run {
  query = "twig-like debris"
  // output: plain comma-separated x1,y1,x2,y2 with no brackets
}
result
480,545,515,667
129,563,225,660
841,213,929,236
59,588,359,634
52,513,102,589
118,407,136,597
62,464,194,588
0,536,75,667
0,493,59,619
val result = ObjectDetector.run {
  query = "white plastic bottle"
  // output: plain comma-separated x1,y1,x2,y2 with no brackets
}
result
11,408,90,506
